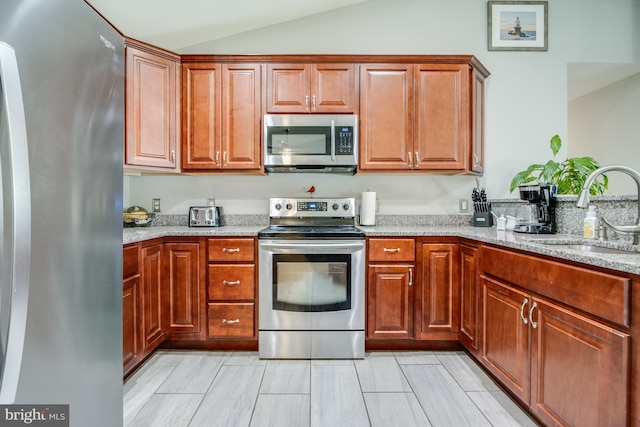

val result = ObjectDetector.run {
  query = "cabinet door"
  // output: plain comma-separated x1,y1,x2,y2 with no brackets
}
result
221,64,262,170
459,244,479,353
125,45,178,169
470,69,485,174
359,64,413,170
311,64,356,113
530,298,630,427
141,244,164,351
122,275,140,371
163,243,201,335
414,64,469,171
182,63,221,169
367,265,414,339
416,244,459,340
266,64,310,113
481,276,530,403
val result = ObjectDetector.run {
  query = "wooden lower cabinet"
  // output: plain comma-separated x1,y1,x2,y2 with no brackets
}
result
163,241,204,339
367,265,414,339
459,243,479,353
415,243,459,340
123,244,141,374
141,244,164,350
207,303,255,338
481,275,630,427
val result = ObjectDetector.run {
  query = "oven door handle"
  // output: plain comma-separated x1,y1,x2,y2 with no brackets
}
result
259,242,364,250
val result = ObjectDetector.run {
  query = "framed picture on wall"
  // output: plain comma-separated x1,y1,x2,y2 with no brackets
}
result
487,1,548,51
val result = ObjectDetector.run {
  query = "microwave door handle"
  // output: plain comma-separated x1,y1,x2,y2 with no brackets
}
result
0,41,32,404
330,120,336,161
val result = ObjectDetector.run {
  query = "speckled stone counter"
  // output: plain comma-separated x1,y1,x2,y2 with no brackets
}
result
124,224,640,276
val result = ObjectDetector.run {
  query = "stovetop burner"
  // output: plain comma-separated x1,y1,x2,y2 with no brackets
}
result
259,197,364,239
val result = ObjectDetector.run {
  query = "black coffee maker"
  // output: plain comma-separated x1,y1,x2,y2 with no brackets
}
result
513,184,557,234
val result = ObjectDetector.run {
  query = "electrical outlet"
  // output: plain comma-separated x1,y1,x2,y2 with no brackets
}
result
152,198,161,213
459,198,469,213
207,198,216,207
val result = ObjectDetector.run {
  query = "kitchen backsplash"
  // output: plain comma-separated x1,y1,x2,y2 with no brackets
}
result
145,195,638,242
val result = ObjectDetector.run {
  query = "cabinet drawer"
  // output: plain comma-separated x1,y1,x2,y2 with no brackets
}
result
368,239,415,262
208,265,255,300
123,245,139,279
480,246,630,326
208,238,255,262
208,303,255,338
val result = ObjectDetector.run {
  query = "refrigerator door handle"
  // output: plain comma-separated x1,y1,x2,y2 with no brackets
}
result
0,41,32,403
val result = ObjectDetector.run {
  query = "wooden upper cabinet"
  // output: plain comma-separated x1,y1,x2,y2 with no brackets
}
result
359,60,487,174
182,62,261,171
266,63,356,113
414,64,469,171
359,64,413,170
125,42,180,171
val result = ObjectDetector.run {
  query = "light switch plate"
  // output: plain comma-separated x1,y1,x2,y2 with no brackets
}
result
152,198,161,213
459,198,469,213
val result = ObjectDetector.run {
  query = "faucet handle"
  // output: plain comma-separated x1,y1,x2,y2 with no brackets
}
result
598,224,607,241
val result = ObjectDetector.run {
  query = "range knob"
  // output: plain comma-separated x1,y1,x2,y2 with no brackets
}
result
332,203,339,211
286,203,293,211
275,203,282,211
343,203,351,211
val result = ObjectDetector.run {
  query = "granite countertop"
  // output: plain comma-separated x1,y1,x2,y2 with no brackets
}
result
124,225,640,276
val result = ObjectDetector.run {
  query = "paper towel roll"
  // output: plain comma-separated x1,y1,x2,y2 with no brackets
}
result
360,191,376,226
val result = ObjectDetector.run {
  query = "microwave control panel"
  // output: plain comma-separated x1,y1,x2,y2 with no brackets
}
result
335,127,354,155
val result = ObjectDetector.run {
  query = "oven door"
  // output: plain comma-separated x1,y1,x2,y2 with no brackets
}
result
258,239,365,331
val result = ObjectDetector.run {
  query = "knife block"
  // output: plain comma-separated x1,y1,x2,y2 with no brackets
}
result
473,212,493,227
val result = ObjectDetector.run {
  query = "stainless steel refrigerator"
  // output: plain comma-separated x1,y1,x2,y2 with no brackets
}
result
0,0,124,425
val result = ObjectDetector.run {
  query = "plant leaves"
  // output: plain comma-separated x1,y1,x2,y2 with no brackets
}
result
549,135,562,157
509,165,543,192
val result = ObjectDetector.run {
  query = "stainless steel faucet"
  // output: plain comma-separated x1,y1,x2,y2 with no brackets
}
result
576,165,640,244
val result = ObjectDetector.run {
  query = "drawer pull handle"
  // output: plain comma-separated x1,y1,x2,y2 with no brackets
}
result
222,248,240,253
223,280,240,286
383,248,401,253
520,298,529,325
529,301,538,329
222,319,240,325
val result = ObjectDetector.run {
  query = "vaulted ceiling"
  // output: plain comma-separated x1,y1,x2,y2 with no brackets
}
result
86,0,368,51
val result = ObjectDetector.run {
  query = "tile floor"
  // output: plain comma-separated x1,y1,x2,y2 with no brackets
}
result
124,350,540,427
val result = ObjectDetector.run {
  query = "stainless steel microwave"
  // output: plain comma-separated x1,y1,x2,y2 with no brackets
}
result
263,114,358,174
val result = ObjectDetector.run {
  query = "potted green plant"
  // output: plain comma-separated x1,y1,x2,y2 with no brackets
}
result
509,135,608,195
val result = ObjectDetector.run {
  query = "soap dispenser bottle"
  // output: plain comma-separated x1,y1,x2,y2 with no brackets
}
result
583,205,599,239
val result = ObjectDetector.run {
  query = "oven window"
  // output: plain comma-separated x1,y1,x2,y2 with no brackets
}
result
272,254,351,312
267,126,331,155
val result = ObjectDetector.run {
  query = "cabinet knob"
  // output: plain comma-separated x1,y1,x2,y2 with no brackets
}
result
408,267,413,287
222,248,240,253
414,152,420,168
529,301,538,329
383,248,401,253
407,151,413,169
520,298,529,325
222,319,240,325
215,151,220,166
222,280,241,286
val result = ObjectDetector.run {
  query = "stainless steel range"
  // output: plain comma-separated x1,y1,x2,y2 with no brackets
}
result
258,197,365,359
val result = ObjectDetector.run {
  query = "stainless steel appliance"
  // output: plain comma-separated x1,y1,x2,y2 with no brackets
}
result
258,198,365,359
263,114,358,174
189,206,221,227
514,184,558,234
1,0,123,424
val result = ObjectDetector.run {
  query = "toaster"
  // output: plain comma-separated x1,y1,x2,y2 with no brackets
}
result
189,206,221,227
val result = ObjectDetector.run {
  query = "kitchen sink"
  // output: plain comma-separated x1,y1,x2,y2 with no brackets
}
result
543,243,640,255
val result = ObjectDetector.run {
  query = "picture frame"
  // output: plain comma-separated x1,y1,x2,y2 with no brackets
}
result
487,1,548,51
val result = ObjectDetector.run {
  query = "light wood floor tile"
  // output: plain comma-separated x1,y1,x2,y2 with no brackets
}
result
364,392,432,427
310,365,369,427
393,351,441,365
437,351,500,392
128,393,202,427
402,364,492,427
355,355,412,392
260,360,311,394
189,365,265,427
468,391,540,427
250,394,310,427
156,351,227,394
123,365,175,425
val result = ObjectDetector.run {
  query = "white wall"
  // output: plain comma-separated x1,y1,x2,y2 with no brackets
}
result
126,0,640,214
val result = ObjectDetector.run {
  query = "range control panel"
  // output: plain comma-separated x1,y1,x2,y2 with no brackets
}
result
268,198,356,218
